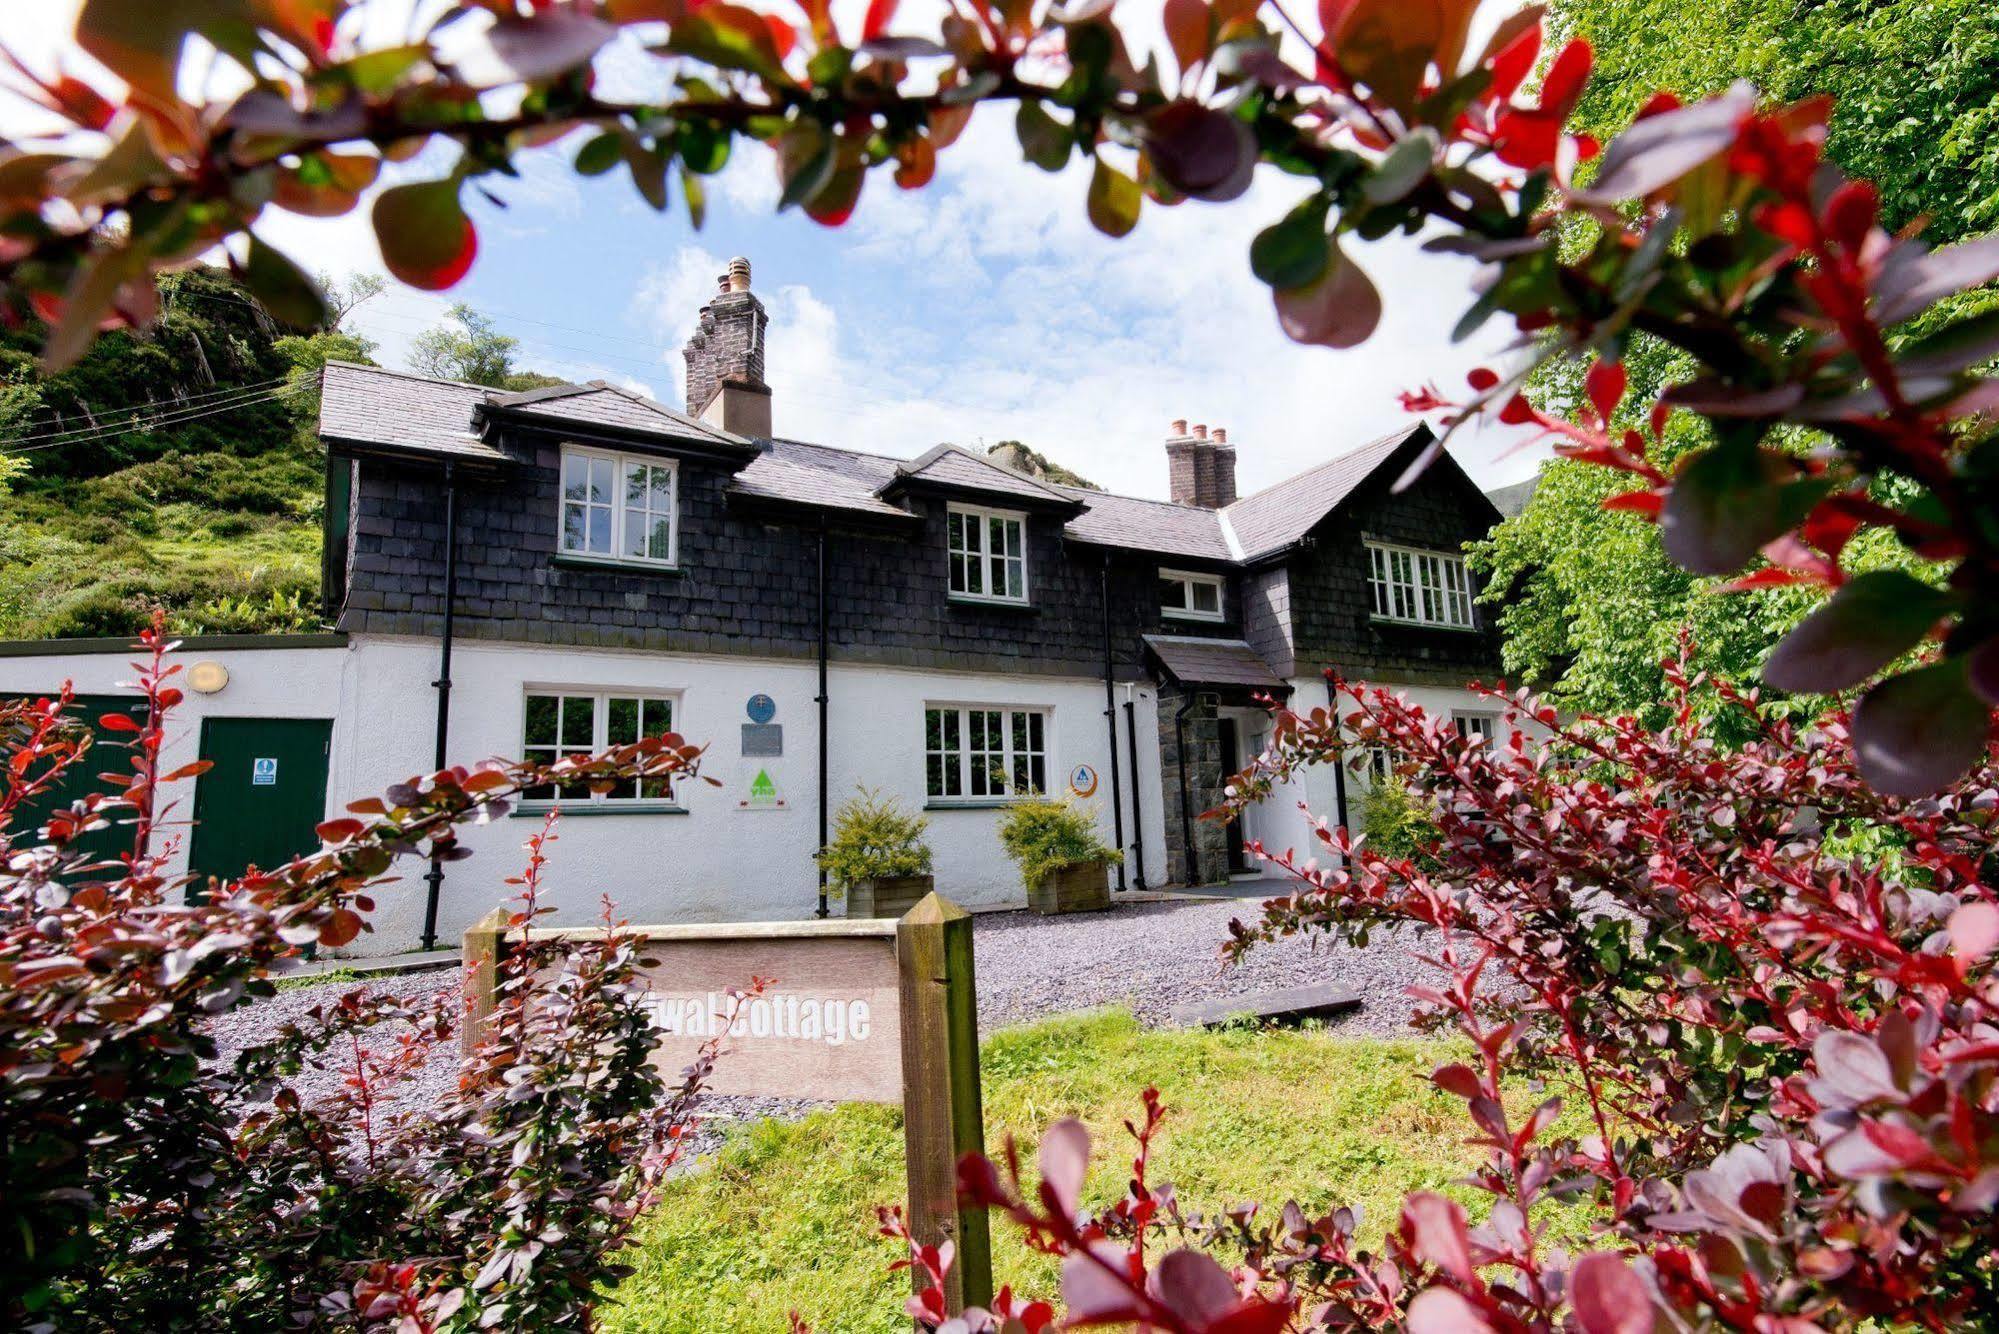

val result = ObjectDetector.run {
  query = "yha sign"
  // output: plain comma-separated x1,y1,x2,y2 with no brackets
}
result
461,894,990,1311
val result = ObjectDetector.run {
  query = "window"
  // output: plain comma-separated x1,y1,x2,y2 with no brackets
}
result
1159,568,1224,622
1367,541,1475,628
522,689,678,804
1452,711,1501,745
925,705,1047,802
560,447,677,565
946,504,1027,603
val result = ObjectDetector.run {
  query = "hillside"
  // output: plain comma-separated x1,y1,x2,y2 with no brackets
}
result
0,267,343,640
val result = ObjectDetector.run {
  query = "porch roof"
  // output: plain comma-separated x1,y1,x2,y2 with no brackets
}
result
1142,635,1290,695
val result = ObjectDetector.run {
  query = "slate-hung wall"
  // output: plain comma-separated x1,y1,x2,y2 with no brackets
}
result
1283,462,1505,688
340,430,1245,678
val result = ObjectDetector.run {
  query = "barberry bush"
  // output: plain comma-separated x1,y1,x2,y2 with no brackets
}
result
0,622,734,1330
872,653,1999,1331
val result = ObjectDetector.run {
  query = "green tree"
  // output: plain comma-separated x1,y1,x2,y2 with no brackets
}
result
1472,0,1998,724
408,304,563,390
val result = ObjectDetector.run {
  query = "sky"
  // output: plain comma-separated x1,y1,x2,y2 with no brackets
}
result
3,2,1548,502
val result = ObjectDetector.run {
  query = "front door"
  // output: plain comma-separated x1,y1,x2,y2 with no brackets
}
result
1217,717,1247,874
187,718,333,897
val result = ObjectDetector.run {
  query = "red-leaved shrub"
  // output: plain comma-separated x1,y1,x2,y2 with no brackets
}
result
0,623,733,1329
891,650,1999,1331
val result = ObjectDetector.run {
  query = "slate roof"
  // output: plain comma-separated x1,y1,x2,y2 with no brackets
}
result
486,382,745,446
883,444,1077,505
1059,488,1232,562
318,361,503,462
1222,426,1421,562
317,363,1438,565
1142,635,1291,693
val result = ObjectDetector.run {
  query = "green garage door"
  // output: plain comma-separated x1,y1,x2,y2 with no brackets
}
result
187,718,333,896
2,692,150,862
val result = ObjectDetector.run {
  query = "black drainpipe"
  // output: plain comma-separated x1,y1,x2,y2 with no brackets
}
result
1326,672,1350,864
1173,689,1201,887
419,460,459,953
1123,685,1146,889
1098,557,1127,891
814,520,830,919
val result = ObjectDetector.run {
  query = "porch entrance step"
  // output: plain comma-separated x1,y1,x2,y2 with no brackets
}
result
1169,981,1362,1029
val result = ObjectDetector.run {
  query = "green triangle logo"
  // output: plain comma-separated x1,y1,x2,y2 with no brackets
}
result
749,769,776,801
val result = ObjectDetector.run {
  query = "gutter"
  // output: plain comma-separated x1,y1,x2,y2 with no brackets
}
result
1326,672,1350,866
420,461,459,953
1098,557,1127,892
1123,684,1146,890
815,520,831,919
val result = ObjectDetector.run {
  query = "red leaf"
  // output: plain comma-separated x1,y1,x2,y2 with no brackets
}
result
1407,1288,1495,1333
98,712,140,733
316,817,366,844
1538,38,1592,112
319,907,365,948
1585,359,1627,425
1569,1252,1652,1334
371,180,478,290
1485,21,1539,102
861,0,898,40
1401,1192,1474,1282
1038,1118,1090,1215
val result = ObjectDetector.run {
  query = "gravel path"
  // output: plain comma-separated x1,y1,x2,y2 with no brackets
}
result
203,895,1435,1150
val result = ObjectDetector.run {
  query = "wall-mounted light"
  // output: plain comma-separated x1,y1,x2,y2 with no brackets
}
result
187,661,230,694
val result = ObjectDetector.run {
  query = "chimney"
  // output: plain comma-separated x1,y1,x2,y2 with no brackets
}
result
1163,419,1237,508
1211,427,1237,506
681,255,772,437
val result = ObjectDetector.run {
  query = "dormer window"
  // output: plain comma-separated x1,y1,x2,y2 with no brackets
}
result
560,446,677,566
946,503,1027,603
1159,568,1224,622
1367,540,1474,628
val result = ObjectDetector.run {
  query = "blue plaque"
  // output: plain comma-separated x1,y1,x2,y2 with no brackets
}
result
746,693,776,724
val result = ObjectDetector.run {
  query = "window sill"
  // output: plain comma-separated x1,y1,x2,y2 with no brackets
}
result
947,596,1035,611
512,801,688,818
1369,615,1482,634
551,553,684,577
924,798,1021,811
1161,612,1227,625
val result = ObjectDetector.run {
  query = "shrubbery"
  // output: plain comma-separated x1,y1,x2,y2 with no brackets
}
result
814,786,933,891
996,797,1121,888
0,623,728,1329
1355,774,1442,869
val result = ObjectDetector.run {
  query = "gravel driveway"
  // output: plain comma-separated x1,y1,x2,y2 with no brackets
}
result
204,893,1434,1149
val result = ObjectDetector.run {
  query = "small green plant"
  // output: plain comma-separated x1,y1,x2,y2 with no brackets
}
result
1358,776,1442,869
814,788,932,893
996,797,1121,888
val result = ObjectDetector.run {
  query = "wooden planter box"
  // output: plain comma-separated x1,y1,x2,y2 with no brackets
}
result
844,873,935,919
1027,859,1112,915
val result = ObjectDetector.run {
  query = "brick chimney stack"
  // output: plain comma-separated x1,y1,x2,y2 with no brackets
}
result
681,255,772,437
1164,420,1237,508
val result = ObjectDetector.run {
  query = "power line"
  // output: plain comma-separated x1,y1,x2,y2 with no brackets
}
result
1,382,311,455
0,376,297,448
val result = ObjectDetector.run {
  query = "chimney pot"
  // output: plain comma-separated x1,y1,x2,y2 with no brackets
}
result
728,256,752,292
1213,427,1227,444
1193,423,1208,439
682,252,770,433
1170,417,1188,437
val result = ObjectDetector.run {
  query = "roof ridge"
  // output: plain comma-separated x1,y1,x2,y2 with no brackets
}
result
1223,424,1418,512
324,359,491,394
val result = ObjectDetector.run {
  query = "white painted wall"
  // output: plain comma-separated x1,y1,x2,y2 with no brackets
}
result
0,636,1168,955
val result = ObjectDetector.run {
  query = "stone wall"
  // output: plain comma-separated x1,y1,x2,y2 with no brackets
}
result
1156,683,1229,886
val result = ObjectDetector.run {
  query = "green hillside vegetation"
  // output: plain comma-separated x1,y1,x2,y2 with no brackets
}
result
0,275,565,642
0,266,349,640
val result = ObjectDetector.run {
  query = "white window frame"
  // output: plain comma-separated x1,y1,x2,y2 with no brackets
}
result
946,503,1029,604
558,445,679,568
1159,567,1225,622
1451,711,1501,745
519,686,684,808
1366,540,1476,629
924,703,1050,804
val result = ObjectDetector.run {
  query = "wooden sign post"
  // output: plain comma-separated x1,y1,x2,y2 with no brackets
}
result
462,892,991,1312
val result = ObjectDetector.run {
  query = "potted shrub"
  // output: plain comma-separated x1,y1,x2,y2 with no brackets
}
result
997,797,1122,915
816,787,935,918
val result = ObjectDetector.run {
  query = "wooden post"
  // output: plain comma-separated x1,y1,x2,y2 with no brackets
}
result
460,907,509,1055
896,892,992,1313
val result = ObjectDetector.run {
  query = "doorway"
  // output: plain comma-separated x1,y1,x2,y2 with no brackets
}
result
187,718,333,897
1216,717,1248,875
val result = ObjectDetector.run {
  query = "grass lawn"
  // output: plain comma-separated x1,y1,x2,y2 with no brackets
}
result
603,1009,1560,1333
